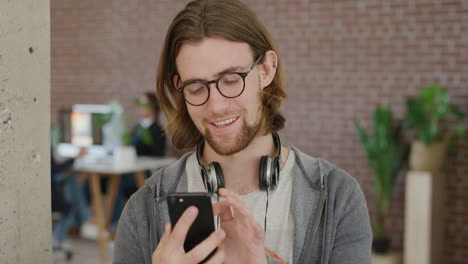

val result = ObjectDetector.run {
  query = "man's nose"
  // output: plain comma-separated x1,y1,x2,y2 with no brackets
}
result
205,83,230,111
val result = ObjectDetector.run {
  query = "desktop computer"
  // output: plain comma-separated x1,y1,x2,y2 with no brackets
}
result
56,104,136,167
70,104,117,147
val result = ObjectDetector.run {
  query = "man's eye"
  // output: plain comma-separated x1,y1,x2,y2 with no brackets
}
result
187,84,205,95
221,75,241,85
189,88,202,95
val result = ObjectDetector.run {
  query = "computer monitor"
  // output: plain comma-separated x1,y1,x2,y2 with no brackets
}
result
70,104,111,147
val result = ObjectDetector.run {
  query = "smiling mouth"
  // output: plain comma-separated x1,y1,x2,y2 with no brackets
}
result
211,116,239,128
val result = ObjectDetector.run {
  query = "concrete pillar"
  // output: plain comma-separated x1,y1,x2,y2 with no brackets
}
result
0,0,51,263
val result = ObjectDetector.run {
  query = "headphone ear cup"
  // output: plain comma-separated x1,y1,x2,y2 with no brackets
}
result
271,156,280,190
206,166,216,194
259,155,270,190
200,166,209,191
212,162,225,191
207,162,224,194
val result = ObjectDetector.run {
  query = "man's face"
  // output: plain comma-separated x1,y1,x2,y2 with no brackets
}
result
136,96,154,119
176,37,263,156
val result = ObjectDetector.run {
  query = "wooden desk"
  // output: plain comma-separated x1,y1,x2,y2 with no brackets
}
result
372,252,402,264
73,157,176,261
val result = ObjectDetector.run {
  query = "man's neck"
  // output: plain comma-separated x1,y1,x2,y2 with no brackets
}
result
201,133,288,195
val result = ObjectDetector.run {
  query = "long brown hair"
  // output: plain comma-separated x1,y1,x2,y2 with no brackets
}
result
156,0,286,150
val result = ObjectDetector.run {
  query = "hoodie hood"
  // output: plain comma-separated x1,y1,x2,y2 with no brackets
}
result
144,147,336,199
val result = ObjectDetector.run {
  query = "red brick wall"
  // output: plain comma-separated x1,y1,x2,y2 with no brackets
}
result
51,0,468,262
51,0,187,126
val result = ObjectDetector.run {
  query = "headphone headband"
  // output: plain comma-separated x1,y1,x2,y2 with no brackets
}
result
196,132,282,194
272,132,281,159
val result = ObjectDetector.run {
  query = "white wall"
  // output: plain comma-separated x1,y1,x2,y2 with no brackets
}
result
0,0,51,263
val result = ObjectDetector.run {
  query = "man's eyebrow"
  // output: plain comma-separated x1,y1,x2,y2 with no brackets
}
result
181,65,246,84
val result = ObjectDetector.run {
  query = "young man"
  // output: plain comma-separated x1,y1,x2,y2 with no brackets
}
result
131,92,166,157
114,0,372,263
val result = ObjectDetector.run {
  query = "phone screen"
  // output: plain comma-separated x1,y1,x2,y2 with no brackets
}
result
167,192,216,259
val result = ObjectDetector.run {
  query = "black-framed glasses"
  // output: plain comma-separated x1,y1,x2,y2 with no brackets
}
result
177,54,264,106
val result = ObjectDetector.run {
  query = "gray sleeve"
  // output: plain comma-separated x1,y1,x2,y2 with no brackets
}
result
328,182,372,264
113,199,146,264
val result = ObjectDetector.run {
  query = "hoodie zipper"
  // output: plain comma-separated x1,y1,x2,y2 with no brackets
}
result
304,187,327,263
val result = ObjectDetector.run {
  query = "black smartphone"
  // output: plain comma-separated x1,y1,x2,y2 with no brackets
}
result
167,192,216,261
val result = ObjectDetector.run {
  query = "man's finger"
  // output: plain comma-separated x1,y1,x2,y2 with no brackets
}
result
204,242,225,264
212,201,230,216
219,188,251,218
185,229,225,263
167,206,198,247
152,222,171,257
251,218,265,240
159,222,171,245
213,200,237,221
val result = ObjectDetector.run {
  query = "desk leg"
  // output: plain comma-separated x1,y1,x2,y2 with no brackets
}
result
90,173,108,261
135,171,146,188
105,175,121,228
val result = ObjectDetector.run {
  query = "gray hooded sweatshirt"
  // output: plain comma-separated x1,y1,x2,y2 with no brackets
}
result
113,147,372,264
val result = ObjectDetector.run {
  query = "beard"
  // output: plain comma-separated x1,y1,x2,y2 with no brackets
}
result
204,112,262,156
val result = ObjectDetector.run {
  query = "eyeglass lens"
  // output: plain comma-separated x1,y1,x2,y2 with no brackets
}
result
183,73,244,105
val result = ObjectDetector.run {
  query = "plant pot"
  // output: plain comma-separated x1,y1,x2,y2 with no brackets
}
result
373,237,391,254
409,138,448,174
113,146,136,168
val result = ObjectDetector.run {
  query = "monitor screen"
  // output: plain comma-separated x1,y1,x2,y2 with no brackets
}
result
70,104,110,147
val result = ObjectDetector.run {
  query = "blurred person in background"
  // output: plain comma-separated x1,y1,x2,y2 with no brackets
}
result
131,91,166,157
51,147,89,258
110,92,167,229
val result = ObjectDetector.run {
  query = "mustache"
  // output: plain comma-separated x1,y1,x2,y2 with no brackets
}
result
203,111,243,122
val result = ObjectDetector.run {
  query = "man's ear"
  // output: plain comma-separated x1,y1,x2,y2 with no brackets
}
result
173,75,181,88
259,50,278,89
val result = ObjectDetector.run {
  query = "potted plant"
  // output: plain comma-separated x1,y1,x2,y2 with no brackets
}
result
354,106,408,254
94,100,136,167
406,84,465,173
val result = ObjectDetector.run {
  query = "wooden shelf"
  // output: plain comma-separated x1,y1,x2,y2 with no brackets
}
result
404,171,446,264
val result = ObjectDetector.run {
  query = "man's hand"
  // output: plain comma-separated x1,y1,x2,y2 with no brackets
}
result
152,206,225,264
213,188,268,264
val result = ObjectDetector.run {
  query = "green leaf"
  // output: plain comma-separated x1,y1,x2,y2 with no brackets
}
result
138,126,154,146
406,84,465,145
406,98,426,130
51,125,62,147
93,112,114,127
449,105,465,120
122,131,132,146
133,97,155,109
453,123,466,139
354,106,406,237
354,120,368,146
